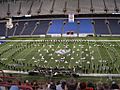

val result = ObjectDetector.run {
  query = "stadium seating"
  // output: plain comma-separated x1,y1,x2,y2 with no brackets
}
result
7,22,17,36
21,21,37,35
0,22,6,36
32,20,50,35
0,0,120,18
109,19,120,34
6,20,51,36
47,19,94,35
0,19,120,36
14,21,26,36
1,0,120,89
79,19,93,34
63,20,78,34
48,20,63,34
94,19,110,35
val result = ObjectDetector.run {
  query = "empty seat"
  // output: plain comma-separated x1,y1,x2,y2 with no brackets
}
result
33,20,50,35
94,19,109,34
109,19,120,34
0,22,6,36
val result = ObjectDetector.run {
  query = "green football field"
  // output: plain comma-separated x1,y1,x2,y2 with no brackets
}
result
0,37,120,74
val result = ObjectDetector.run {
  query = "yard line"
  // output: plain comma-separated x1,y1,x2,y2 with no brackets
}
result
104,42,120,71
3,42,28,63
116,41,120,47
115,42,120,57
78,41,83,67
3,40,120,42
69,41,80,69
102,42,119,73
6,42,38,70
18,42,42,64
79,41,83,66
68,41,75,69
79,40,88,67
108,43,120,58
93,42,103,73
35,43,48,66
87,41,93,72
108,43,120,72
55,42,64,68
94,42,103,61
38,43,54,68
46,42,61,68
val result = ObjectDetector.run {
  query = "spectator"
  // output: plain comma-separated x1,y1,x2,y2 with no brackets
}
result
66,78,78,90
96,82,104,90
0,86,6,90
110,81,119,90
102,83,109,90
61,80,66,90
9,85,19,90
49,81,56,90
32,80,39,90
87,81,95,90
79,82,87,90
0,79,6,90
56,81,62,90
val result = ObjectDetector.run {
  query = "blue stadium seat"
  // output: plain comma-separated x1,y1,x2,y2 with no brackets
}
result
0,22,6,36
79,19,93,33
33,20,50,35
63,20,78,34
109,19,120,34
9,85,19,90
48,19,94,34
1,19,120,37
94,19,109,34
48,20,63,34
22,21,37,35
14,21,26,36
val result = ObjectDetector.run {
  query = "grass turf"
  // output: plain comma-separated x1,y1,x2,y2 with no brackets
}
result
0,37,120,74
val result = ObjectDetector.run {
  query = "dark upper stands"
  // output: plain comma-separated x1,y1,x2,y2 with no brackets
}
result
0,0,120,18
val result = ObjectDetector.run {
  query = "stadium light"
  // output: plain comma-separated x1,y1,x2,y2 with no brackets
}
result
49,21,52,25
118,20,120,24
105,20,109,24
63,20,67,25
112,12,120,14
25,14,31,17
91,20,95,24
77,21,80,24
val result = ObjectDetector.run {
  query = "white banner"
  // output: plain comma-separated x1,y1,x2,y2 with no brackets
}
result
68,14,74,23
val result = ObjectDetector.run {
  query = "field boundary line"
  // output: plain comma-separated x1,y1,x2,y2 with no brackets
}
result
3,70,120,77
1,40,120,42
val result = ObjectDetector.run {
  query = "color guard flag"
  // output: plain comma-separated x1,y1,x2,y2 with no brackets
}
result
68,14,74,23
